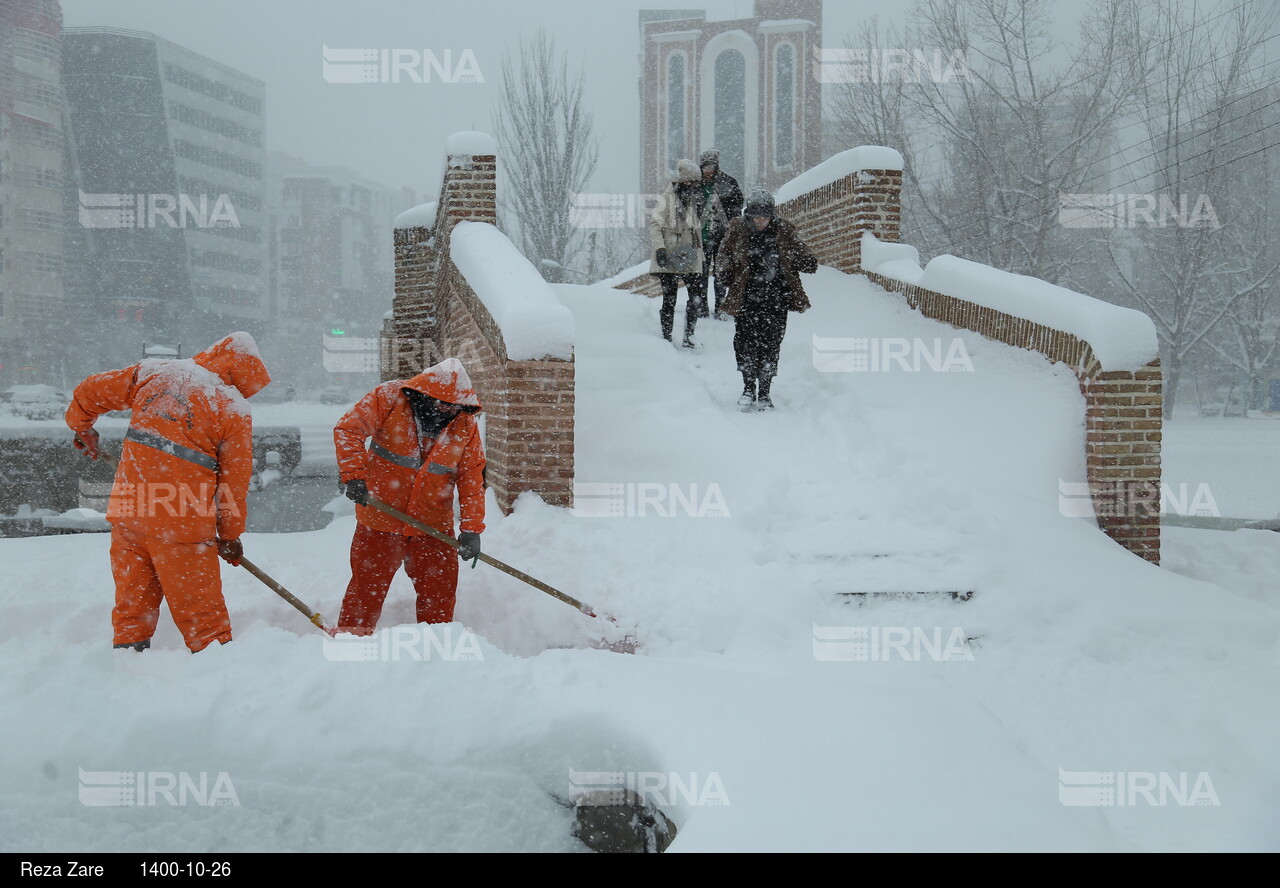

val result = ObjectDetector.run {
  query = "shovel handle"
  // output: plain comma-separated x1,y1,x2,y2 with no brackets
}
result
362,496,606,619
239,557,334,635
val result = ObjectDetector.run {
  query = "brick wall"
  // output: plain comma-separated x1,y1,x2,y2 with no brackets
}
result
866,273,1163,562
384,145,574,514
613,153,1162,562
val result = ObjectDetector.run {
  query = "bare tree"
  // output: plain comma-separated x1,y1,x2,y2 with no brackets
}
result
1197,94,1280,414
492,30,598,283
830,0,1142,283
1102,0,1279,417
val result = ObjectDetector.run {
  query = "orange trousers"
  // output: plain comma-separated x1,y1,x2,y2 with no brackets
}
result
109,525,231,652
338,523,458,635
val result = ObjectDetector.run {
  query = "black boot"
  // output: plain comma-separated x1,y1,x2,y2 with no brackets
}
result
757,377,775,410
113,639,151,652
682,316,698,348
737,374,756,407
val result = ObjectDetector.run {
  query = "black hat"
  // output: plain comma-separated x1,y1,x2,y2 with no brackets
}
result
744,188,776,217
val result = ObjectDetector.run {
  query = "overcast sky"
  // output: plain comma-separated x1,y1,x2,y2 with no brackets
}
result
59,0,928,202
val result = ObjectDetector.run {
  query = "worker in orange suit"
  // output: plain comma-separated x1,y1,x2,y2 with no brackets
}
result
333,357,486,635
66,333,271,653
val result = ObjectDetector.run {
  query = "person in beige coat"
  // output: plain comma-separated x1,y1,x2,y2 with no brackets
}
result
649,159,716,347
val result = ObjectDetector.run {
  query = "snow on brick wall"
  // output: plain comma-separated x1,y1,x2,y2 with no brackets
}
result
386,134,574,514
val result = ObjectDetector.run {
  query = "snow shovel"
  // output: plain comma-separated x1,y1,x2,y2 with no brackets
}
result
362,494,639,654
237,556,336,636
79,435,336,637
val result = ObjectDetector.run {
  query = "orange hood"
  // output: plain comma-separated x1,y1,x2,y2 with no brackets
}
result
402,358,481,412
193,332,271,399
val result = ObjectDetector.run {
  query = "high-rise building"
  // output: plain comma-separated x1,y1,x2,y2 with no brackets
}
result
266,151,416,388
0,0,67,382
61,27,267,353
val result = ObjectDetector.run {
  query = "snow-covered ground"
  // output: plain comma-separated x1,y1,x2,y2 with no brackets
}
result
1,268,1276,852
1161,415,1280,520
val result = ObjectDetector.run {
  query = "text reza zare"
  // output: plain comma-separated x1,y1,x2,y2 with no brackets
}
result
20,863,105,877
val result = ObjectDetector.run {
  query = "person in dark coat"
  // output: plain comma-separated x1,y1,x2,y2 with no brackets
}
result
716,188,818,409
698,149,744,320
649,159,713,347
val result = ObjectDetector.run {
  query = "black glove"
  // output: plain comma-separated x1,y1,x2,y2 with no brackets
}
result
216,538,243,566
655,248,669,267
457,532,481,561
74,429,100,460
343,479,369,505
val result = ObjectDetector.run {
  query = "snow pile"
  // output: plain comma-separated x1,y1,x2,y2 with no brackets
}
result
862,233,1160,370
775,145,904,204
446,131,498,158
597,260,652,289
42,508,110,531
860,232,924,284
394,201,438,229
449,221,575,361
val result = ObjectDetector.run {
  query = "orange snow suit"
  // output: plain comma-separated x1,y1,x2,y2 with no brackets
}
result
333,358,486,634
66,333,271,652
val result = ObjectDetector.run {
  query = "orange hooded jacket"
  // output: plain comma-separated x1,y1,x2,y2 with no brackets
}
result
334,358,485,537
65,333,271,543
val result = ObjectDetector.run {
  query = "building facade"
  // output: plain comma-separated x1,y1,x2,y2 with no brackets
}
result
61,27,267,357
0,0,66,382
266,152,416,390
639,0,823,194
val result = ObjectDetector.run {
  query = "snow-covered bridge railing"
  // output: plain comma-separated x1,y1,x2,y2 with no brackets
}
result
384,132,575,513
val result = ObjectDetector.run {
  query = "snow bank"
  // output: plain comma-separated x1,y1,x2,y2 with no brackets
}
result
449,222,575,361
42,508,110,531
860,233,924,285
775,145,904,204
446,131,498,157
597,260,652,289
394,201,437,229
862,233,1159,370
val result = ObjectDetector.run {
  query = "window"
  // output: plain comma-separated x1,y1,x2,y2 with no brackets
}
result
14,165,61,190
17,209,63,233
713,50,747,181
667,52,687,170
774,44,796,168
163,64,263,114
174,140,262,180
19,252,63,274
169,102,263,147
